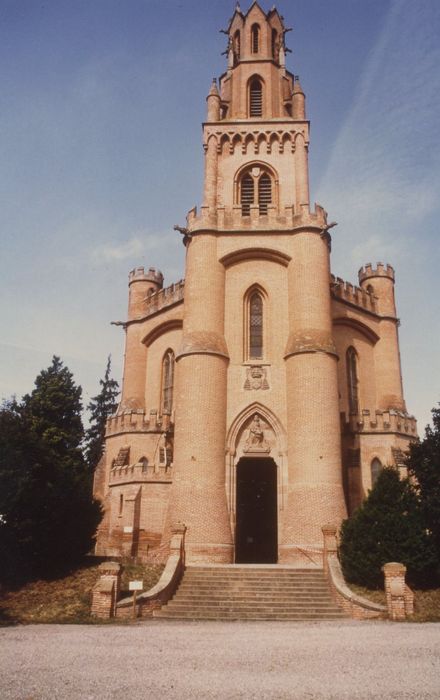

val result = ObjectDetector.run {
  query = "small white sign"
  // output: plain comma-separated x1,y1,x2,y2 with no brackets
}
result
123,526,133,533
129,580,143,591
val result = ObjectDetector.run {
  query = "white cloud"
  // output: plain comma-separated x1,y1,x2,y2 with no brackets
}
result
92,231,175,263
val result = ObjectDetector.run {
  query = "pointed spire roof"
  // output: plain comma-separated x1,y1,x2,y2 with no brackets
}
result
208,79,220,98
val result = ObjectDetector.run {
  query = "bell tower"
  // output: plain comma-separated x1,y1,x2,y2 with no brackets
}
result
164,2,347,564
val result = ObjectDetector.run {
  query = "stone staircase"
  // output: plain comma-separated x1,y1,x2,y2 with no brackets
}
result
154,565,346,620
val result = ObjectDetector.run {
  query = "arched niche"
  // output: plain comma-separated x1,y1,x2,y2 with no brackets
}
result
225,402,287,540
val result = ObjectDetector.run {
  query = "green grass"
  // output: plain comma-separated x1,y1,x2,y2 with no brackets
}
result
0,559,163,626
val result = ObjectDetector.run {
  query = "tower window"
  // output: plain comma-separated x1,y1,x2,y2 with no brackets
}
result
249,291,263,359
161,349,175,414
239,167,274,216
249,78,263,117
371,458,382,487
346,347,359,415
251,24,260,53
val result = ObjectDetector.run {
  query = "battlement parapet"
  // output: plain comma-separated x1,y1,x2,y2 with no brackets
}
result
133,280,185,319
358,262,395,285
109,462,172,484
186,202,327,234
106,410,173,436
346,410,417,436
129,266,164,287
331,275,376,312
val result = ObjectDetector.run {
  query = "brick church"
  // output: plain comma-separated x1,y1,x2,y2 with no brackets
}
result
94,2,417,566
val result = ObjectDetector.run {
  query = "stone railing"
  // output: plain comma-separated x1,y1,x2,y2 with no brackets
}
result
109,462,172,484
116,524,187,619
322,525,413,621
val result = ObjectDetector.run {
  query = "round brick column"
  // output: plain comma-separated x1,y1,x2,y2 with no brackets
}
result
282,228,347,559
163,233,233,563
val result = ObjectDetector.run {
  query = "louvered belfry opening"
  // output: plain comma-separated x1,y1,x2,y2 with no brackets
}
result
251,24,260,54
258,173,272,214
241,174,254,215
249,291,263,359
250,79,263,117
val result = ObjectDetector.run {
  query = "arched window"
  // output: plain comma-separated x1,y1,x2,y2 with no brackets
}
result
249,291,263,359
161,349,175,413
371,458,382,487
239,167,273,216
119,493,124,515
346,347,359,414
251,24,260,54
249,78,263,117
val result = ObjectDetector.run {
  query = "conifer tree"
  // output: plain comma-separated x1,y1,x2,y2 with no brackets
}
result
339,467,437,588
0,357,102,582
406,405,440,563
85,356,119,473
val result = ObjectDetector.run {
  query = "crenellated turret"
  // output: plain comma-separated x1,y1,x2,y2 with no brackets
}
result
128,266,163,321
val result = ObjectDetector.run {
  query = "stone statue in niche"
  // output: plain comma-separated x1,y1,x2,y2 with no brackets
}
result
244,366,269,391
244,414,270,453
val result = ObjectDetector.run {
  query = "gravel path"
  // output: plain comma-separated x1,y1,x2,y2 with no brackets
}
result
1,620,439,699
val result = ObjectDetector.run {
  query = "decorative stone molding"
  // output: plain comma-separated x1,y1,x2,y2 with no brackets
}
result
176,331,229,360
284,329,338,359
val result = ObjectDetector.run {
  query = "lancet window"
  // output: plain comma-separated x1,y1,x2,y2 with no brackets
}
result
161,349,175,413
248,290,264,360
371,458,382,487
271,29,278,59
346,346,359,415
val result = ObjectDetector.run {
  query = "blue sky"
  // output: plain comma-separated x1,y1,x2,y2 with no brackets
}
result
0,0,439,430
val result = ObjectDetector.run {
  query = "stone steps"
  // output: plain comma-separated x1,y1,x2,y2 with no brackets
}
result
154,565,345,621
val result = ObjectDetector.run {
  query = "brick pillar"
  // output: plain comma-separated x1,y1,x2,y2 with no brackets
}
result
322,524,338,575
282,226,347,559
163,234,233,563
294,133,310,209
382,562,408,621
91,562,122,619
203,135,218,210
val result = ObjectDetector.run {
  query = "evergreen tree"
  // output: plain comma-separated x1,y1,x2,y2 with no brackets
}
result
85,356,119,472
339,467,437,589
0,357,102,582
406,405,440,562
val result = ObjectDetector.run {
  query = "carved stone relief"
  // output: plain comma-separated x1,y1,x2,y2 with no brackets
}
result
243,414,271,454
243,365,269,391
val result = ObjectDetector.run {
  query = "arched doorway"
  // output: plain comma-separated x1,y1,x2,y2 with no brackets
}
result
235,457,278,563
